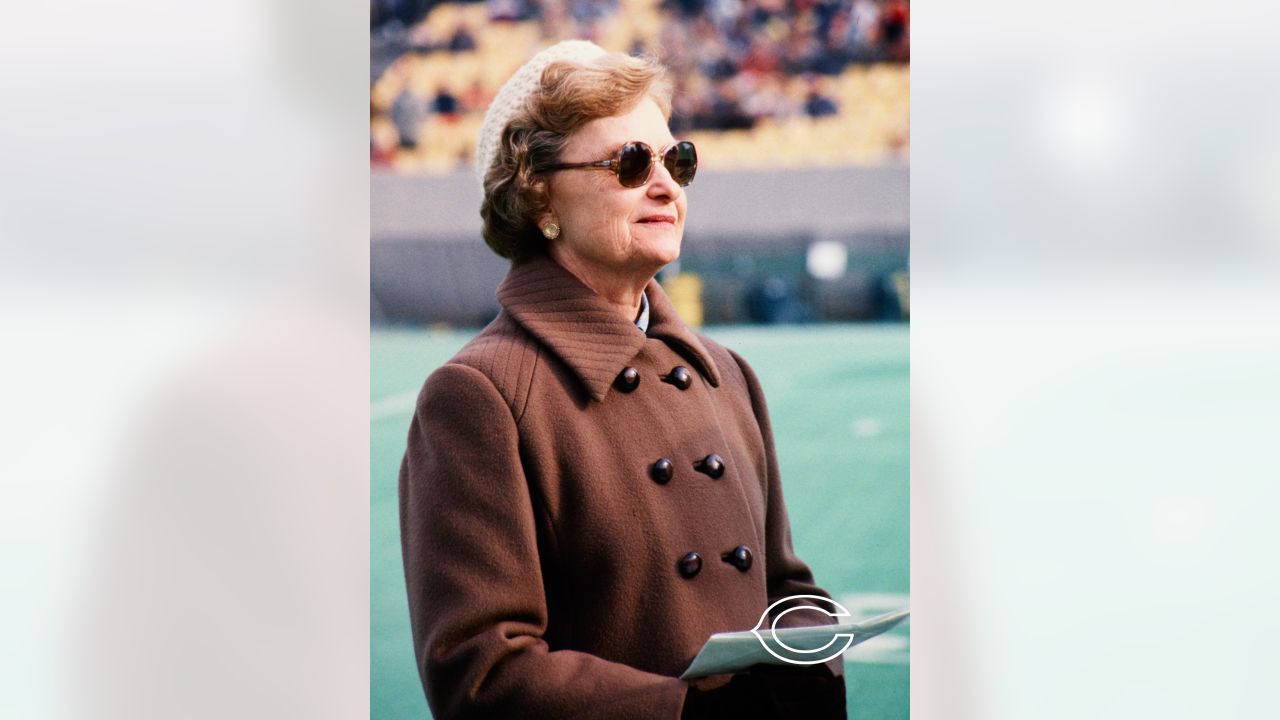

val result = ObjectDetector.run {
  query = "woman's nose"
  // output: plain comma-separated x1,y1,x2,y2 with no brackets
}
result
645,160,681,199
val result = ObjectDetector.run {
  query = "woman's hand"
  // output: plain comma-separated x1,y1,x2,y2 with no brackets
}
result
688,673,735,693
681,663,846,719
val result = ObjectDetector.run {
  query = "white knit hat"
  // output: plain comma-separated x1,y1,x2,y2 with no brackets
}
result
475,39,608,196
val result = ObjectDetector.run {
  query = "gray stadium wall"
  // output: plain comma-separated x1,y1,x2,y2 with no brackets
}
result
372,164,909,327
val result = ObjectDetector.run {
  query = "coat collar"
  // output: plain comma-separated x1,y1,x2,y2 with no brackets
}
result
496,254,722,402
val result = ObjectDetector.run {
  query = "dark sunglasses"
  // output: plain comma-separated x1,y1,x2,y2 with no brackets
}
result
543,140,697,188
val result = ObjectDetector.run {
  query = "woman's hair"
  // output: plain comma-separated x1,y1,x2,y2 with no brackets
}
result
480,53,673,261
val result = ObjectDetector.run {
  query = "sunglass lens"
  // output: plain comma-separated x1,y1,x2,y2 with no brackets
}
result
665,141,697,186
616,142,653,188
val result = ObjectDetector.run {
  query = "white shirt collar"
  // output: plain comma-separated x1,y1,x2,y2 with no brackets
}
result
636,290,650,333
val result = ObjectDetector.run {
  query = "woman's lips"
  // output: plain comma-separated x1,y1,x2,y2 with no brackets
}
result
637,215,676,225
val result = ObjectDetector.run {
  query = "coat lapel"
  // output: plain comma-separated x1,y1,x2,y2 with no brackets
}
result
497,255,721,402
643,273,723,390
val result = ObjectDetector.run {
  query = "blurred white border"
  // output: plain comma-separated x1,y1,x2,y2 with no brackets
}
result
1,2,369,718
913,1,1280,717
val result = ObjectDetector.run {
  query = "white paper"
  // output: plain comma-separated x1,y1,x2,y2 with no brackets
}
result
680,608,910,680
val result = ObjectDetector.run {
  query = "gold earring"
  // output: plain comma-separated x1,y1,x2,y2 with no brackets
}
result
542,222,561,240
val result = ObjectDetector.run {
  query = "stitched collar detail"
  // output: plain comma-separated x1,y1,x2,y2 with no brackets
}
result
496,255,722,402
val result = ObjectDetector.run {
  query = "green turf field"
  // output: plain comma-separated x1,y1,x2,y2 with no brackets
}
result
372,323,909,718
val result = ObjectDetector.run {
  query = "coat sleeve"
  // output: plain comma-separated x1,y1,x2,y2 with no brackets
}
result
399,363,690,720
728,349,846,678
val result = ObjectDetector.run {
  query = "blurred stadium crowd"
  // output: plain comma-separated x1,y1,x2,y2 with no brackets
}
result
371,0,909,173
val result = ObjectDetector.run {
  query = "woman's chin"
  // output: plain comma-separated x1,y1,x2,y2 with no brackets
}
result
630,228,683,268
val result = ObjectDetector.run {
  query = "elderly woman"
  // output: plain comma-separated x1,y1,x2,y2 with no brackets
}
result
399,40,846,719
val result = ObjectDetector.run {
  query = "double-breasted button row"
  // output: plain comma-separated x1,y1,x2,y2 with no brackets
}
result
722,544,753,572
678,551,703,578
649,454,726,484
614,365,695,394
662,366,693,390
677,545,753,578
650,458,674,484
614,367,641,393
694,453,725,479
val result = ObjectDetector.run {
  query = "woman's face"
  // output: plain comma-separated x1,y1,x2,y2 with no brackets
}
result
543,96,687,280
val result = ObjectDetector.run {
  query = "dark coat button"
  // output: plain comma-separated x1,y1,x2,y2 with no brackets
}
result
694,453,725,479
678,551,703,578
662,366,693,390
650,458,674,484
722,545,753,572
614,367,641,393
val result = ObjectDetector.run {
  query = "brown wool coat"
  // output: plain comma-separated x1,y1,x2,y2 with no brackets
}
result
399,254,844,719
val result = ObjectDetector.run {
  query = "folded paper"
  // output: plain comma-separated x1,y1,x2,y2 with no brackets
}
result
680,608,910,680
